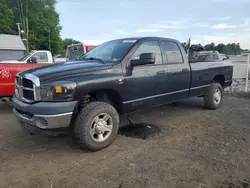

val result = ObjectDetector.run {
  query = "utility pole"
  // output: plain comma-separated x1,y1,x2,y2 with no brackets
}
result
26,0,29,52
33,29,36,50
16,23,22,36
48,29,51,51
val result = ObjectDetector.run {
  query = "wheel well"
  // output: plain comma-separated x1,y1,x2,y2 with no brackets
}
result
78,89,123,113
213,75,225,87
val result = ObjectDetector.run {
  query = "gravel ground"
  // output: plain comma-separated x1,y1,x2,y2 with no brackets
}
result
0,96,250,188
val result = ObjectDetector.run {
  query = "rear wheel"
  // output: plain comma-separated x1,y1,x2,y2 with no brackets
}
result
204,83,223,109
74,101,119,151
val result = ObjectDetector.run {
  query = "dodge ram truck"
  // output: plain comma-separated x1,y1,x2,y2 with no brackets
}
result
12,37,233,151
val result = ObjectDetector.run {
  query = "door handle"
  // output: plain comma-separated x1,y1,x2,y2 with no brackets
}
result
182,68,189,73
157,70,165,75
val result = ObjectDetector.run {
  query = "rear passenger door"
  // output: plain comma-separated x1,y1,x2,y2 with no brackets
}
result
159,40,191,102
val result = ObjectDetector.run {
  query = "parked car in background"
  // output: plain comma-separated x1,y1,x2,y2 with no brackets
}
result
12,37,233,151
0,51,55,103
189,50,229,62
0,50,69,103
219,53,229,61
0,43,97,102
66,43,96,61
53,54,67,63
0,50,64,64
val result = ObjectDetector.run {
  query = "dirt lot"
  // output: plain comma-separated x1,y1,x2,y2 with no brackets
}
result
0,96,250,188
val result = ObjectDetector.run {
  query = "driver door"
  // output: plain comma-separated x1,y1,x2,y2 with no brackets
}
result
25,52,49,69
122,40,167,111
28,52,49,64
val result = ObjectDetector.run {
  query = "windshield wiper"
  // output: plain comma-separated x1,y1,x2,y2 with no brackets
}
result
81,57,105,64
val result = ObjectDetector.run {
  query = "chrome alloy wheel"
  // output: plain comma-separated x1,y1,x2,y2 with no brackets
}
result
213,88,221,105
90,113,113,142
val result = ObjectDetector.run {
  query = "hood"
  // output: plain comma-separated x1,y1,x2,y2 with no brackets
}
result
0,60,22,64
19,60,115,81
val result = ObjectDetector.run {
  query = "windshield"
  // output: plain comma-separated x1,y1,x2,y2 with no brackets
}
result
77,39,136,63
18,52,34,61
66,44,85,61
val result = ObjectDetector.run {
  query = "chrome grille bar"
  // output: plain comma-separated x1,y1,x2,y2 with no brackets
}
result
15,73,41,103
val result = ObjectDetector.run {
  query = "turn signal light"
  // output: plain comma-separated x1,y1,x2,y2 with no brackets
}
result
55,86,63,93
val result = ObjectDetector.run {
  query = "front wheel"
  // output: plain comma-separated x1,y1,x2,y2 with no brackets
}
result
73,101,119,151
204,83,223,110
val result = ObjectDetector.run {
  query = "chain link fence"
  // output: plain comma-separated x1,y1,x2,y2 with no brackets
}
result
226,54,250,94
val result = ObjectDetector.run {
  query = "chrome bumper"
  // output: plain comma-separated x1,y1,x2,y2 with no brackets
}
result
13,108,73,129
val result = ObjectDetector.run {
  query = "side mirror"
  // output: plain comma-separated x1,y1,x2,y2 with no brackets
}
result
130,53,155,67
27,57,37,64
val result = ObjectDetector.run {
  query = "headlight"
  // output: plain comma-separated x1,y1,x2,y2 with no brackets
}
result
40,81,77,101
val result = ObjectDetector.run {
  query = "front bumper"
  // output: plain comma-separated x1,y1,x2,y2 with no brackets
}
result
12,96,77,130
13,108,73,129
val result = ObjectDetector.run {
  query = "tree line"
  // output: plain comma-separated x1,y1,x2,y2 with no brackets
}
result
0,0,80,56
181,42,248,55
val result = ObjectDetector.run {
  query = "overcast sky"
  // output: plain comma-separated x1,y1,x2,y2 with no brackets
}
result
56,0,250,49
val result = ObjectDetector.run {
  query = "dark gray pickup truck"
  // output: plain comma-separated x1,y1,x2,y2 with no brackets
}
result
12,37,233,151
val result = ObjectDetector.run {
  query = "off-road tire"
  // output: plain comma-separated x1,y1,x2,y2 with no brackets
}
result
74,101,119,151
204,83,223,110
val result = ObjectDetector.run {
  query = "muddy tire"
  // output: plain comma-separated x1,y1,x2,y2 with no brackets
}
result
204,83,223,110
73,101,119,151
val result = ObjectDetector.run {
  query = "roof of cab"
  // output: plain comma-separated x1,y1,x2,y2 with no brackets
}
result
111,37,180,43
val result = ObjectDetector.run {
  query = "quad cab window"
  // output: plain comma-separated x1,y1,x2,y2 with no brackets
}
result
131,41,162,64
161,41,183,64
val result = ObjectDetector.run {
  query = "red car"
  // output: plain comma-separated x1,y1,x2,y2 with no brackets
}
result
0,62,46,103
0,49,60,103
0,44,96,103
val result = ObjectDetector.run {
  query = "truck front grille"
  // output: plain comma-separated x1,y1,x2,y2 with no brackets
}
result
23,89,34,100
22,78,33,88
15,74,40,103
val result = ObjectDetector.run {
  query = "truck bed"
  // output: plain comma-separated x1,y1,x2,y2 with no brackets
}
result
189,60,233,97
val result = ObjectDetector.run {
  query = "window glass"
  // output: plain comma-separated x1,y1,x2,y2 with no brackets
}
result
162,41,183,63
33,52,48,62
18,52,34,61
131,41,162,64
